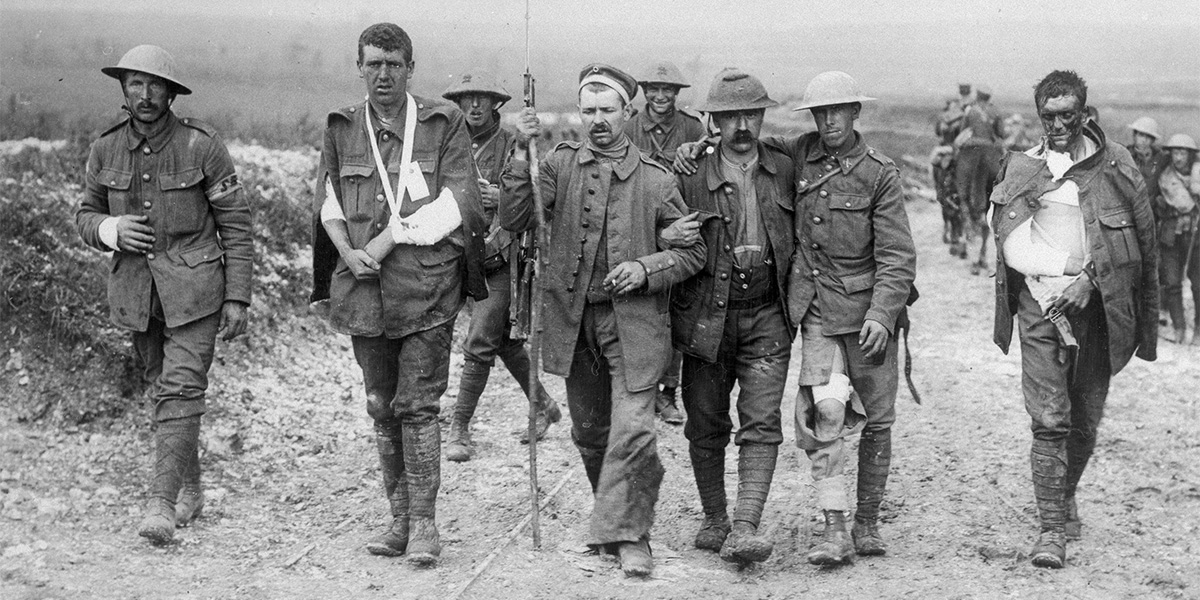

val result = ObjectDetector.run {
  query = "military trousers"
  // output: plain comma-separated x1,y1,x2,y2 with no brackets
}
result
1158,233,1200,332
133,307,220,423
566,302,665,547
352,320,455,427
462,264,524,365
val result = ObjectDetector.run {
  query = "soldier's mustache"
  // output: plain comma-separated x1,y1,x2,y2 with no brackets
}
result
590,124,610,134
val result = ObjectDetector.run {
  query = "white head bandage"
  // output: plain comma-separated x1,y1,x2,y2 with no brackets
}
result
579,74,631,105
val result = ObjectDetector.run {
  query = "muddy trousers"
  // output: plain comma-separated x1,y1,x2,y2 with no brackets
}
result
566,302,665,547
681,301,789,526
1015,283,1111,531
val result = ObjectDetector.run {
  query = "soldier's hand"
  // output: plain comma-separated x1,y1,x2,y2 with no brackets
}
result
859,319,890,359
514,107,541,150
115,215,155,254
478,179,499,209
659,212,702,247
219,300,249,341
344,248,381,280
1051,277,1094,315
672,139,712,175
603,261,648,296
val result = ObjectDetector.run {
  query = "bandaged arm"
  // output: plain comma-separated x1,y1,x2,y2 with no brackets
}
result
390,187,462,246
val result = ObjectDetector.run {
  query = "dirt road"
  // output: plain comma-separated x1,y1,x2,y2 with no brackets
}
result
2,197,1198,600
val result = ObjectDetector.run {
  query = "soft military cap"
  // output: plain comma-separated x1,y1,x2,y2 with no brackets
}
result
578,63,639,104
442,71,512,105
794,71,875,111
696,68,778,113
1163,133,1198,152
636,61,690,88
102,44,192,95
1128,117,1161,140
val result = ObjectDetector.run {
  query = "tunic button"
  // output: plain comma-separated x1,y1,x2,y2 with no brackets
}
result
1121,219,1127,225
591,173,599,178
723,216,732,224
567,286,574,292
142,173,151,182
724,186,733,194
1110,160,1116,166
724,244,732,252
143,201,152,209
667,259,675,266
110,180,117,185
819,190,828,197
377,194,385,201
582,222,590,228
584,206,591,212
812,269,820,276
720,273,728,280
587,189,596,195
717,301,725,308
142,147,151,155
472,143,478,149
377,223,384,230
812,216,822,224
146,253,156,260
742,283,749,290
845,201,852,207
1008,211,1017,219
825,164,833,171
739,273,746,279
811,242,819,249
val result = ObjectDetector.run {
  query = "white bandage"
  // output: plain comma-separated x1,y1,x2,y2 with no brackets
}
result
320,176,346,222
812,372,851,405
390,187,462,246
579,74,631,105
98,216,121,251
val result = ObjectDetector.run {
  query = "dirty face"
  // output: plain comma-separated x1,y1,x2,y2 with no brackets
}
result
811,102,860,154
1170,148,1194,173
579,85,631,148
1038,94,1085,152
359,45,413,111
121,71,174,126
643,83,679,117
712,109,764,155
1132,132,1155,153
455,93,498,130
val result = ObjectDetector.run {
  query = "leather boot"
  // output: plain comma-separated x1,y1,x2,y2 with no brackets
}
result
446,360,489,462
1064,495,1081,541
806,510,853,565
499,348,562,443
853,428,891,555
139,416,200,544
366,422,409,556
617,538,653,577
689,445,729,551
175,441,204,527
519,385,562,444
719,444,777,564
1064,427,1095,542
655,387,684,425
403,422,442,567
1030,438,1068,568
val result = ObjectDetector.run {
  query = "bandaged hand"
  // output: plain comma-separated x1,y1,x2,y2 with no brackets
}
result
391,187,463,246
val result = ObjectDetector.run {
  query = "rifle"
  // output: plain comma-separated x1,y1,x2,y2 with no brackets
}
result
521,0,545,550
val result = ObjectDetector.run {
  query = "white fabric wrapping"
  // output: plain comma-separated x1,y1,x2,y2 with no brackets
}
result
98,216,121,251
320,175,346,222
390,187,462,246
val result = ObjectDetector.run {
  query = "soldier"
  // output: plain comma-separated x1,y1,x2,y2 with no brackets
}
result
1127,117,1164,189
990,70,1157,568
781,72,917,565
1155,133,1200,344
500,64,705,577
933,96,965,257
439,71,560,462
955,84,1006,274
77,45,253,544
669,68,794,565
622,60,707,425
311,23,488,567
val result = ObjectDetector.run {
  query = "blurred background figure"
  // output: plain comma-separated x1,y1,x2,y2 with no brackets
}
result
1155,133,1200,344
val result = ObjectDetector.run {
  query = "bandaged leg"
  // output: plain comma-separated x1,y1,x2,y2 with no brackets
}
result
811,347,850,443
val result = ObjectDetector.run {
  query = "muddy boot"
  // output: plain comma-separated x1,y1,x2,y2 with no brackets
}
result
446,360,488,462
366,421,409,556
519,385,562,444
403,422,442,567
175,441,204,527
853,428,891,556
1064,496,1081,541
1064,427,1095,542
139,416,200,545
499,348,562,443
806,510,853,565
617,538,653,577
719,444,777,564
1030,438,1068,568
655,387,684,425
1174,327,1188,344
690,445,729,551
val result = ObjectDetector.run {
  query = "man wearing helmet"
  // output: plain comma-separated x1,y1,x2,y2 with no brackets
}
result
77,45,253,545
778,71,917,565
1156,133,1200,344
622,60,708,426
501,63,706,577
311,23,489,567
669,68,795,566
439,71,560,463
990,70,1158,568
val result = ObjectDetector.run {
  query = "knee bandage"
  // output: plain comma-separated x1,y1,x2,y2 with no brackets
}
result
812,373,851,405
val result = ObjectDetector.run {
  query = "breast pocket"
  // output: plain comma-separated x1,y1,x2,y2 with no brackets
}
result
1099,209,1139,267
159,167,208,234
339,164,380,224
825,193,873,258
98,168,133,215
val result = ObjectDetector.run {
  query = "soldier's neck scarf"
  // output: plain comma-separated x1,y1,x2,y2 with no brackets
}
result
586,132,630,162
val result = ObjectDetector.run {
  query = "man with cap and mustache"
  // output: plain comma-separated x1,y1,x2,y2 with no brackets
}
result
669,68,795,565
622,60,708,426
77,44,253,545
440,71,560,462
500,63,706,577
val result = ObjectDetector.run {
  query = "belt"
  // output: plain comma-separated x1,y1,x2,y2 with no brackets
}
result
726,286,778,310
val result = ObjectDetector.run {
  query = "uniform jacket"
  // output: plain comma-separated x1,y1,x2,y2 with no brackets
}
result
620,108,706,165
499,140,706,391
671,140,796,361
1128,144,1164,210
311,94,488,338
960,102,1005,147
780,132,917,336
991,121,1158,373
78,112,252,331
470,123,518,260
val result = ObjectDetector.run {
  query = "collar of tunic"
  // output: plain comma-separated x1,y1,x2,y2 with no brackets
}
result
122,111,179,152
805,131,867,174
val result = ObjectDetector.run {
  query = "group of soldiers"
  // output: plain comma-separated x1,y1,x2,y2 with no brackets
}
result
75,21,1165,580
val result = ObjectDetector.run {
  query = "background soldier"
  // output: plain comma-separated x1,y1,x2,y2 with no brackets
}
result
622,60,707,425
77,45,252,544
990,70,1157,568
670,68,794,565
954,84,1006,274
1155,133,1200,344
311,23,488,567
440,71,559,462
781,72,917,565
500,64,705,577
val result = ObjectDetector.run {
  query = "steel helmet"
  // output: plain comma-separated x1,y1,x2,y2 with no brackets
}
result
1128,117,1161,140
1162,133,1198,152
636,61,690,89
101,45,191,95
441,71,512,105
793,71,875,111
695,68,778,113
